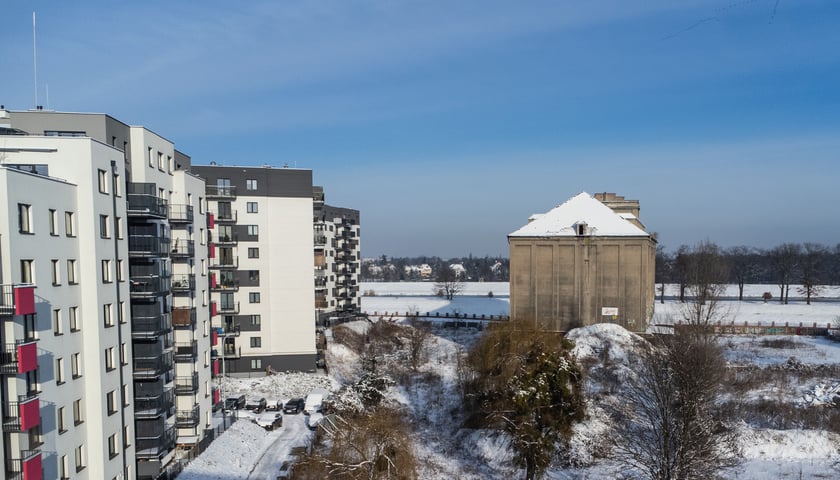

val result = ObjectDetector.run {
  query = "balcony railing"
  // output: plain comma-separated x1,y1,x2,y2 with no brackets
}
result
136,424,176,460
175,373,199,395
2,394,40,432
205,185,237,199
131,313,171,339
176,405,200,428
168,204,194,224
172,307,196,328
314,235,327,246
210,256,239,269
0,341,38,375
171,274,195,292
5,449,41,480
218,301,240,315
133,352,173,379
214,232,239,245
1,284,34,317
211,279,239,292
222,344,241,359
218,324,241,336
215,210,238,223
174,341,198,363
129,275,171,298
128,183,168,218
170,240,195,258
129,235,171,257
134,388,174,419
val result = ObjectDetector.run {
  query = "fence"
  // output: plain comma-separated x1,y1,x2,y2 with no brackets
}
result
655,321,838,337
154,415,239,480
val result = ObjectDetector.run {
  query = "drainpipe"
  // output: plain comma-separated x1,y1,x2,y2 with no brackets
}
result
111,160,129,479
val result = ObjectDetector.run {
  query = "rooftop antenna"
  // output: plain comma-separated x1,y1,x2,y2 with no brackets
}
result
33,11,38,108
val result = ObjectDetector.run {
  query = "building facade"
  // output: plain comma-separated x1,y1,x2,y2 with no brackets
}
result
4,110,214,479
313,187,361,324
508,192,656,332
190,165,317,375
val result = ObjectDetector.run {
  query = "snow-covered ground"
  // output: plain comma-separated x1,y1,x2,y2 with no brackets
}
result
179,283,840,479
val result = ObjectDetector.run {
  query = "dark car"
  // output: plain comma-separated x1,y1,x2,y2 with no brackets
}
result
245,397,267,413
224,395,246,412
283,398,305,414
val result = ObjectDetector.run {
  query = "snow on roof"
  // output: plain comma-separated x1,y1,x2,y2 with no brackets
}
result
509,192,649,237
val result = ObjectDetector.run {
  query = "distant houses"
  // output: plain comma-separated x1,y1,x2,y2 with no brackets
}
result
508,192,656,332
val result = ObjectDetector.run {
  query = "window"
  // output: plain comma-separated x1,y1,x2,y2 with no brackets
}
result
249,292,261,304
167,155,173,173
247,225,259,236
116,217,123,239
49,209,58,235
75,444,85,471
69,306,79,332
67,260,77,284
105,347,115,371
57,407,67,434
251,359,262,369
249,270,259,283
59,454,69,479
122,384,130,407
201,259,207,276
120,343,128,365
247,202,258,213
119,302,126,324
117,260,125,282
98,169,108,193
65,211,75,236
71,353,81,379
198,196,204,214
250,337,261,348
102,260,112,283
114,174,121,197
107,391,117,415
56,358,65,385
148,147,153,167
124,425,131,447
204,351,210,367
103,304,114,327
200,228,206,245
246,179,257,190
51,259,61,285
157,151,164,170
53,309,63,335
18,203,32,233
100,215,110,238
248,247,259,259
108,433,119,459
250,315,261,326
73,398,84,425
20,259,33,283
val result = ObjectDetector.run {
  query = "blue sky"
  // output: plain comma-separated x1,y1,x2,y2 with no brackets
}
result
2,1,839,257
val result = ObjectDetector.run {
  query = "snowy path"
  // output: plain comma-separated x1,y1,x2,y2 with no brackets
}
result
247,413,311,480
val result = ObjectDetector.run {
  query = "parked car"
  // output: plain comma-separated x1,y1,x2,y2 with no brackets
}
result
276,460,293,479
245,397,267,413
283,398,305,414
255,412,283,430
265,398,284,412
305,412,324,430
304,392,325,415
224,395,246,412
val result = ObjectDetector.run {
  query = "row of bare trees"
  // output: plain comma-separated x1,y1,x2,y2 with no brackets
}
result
657,242,840,304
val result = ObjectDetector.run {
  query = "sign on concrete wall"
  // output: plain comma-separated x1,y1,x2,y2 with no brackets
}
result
601,307,619,316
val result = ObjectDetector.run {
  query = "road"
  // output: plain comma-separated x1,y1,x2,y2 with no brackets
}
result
247,412,312,479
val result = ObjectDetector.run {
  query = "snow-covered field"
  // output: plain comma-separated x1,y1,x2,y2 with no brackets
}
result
180,282,840,479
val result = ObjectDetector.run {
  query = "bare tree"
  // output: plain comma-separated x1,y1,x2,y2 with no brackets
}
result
725,246,757,301
770,243,801,304
655,244,672,304
433,264,463,300
673,245,690,303
679,241,729,330
611,334,738,480
404,317,431,371
798,242,827,305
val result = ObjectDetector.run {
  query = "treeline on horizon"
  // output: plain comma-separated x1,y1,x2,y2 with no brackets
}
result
362,255,510,282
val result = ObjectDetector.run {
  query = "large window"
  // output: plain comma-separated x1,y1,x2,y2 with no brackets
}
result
250,337,261,348
247,202,258,213
20,259,33,283
246,179,257,190
249,292,260,303
247,225,259,236
248,247,259,258
98,169,108,194
18,203,32,233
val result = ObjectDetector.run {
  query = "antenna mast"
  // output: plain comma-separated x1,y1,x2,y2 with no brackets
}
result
33,11,38,108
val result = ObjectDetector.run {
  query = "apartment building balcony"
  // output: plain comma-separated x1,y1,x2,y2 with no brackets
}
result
210,256,239,269
129,235,171,258
218,301,240,315
214,232,239,245
176,404,200,428
171,274,195,293
131,313,172,340
314,234,327,247
0,284,36,317
136,423,176,460
170,240,195,259
128,183,168,218
130,275,171,298
133,352,174,380
214,210,238,223
2,394,40,432
168,204,194,224
205,185,237,199
174,341,198,363
175,373,199,395
134,388,174,419
4,448,41,480
211,278,239,292
315,295,328,309
315,278,328,288
0,341,39,375
172,307,196,329
221,343,241,359
217,323,241,337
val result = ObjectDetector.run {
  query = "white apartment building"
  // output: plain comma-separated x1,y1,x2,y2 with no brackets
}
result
313,187,361,325
5,110,214,479
0,136,134,480
190,165,316,374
